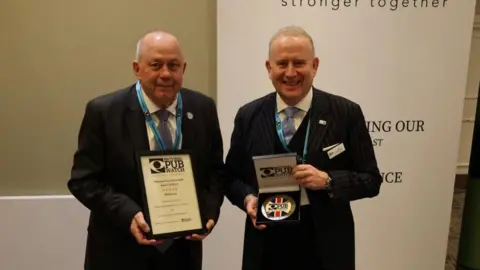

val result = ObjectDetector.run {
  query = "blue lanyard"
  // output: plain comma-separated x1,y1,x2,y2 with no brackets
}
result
274,104,311,164
135,81,183,151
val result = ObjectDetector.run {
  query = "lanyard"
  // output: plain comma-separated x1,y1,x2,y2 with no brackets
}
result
274,104,311,164
135,81,183,150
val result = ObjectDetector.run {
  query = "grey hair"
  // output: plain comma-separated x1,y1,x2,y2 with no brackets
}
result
135,38,142,61
268,25,316,57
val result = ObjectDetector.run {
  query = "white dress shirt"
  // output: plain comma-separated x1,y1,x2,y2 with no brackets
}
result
140,88,182,150
276,88,313,205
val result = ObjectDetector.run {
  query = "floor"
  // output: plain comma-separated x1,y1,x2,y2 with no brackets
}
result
445,188,467,270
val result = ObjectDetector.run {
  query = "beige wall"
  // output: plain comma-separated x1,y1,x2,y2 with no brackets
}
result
0,0,478,196
0,0,216,195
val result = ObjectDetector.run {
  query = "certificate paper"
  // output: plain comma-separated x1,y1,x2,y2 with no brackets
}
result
137,151,204,239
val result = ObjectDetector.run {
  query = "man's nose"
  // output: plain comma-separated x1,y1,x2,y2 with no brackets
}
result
159,65,172,78
285,64,296,77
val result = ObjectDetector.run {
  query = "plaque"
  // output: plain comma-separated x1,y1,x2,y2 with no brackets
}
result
252,153,300,225
136,150,206,240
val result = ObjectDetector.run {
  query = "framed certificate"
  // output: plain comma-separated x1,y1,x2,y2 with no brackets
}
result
136,150,205,240
252,153,301,225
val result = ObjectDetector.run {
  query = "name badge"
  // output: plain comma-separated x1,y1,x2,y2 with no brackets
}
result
322,143,339,152
327,143,345,159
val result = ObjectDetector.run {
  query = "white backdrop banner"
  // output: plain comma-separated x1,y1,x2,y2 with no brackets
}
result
211,1,477,269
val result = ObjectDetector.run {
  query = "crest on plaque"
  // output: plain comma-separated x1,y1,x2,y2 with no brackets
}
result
261,194,296,221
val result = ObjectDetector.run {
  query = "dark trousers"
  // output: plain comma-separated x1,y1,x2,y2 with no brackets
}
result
260,205,324,270
150,239,192,269
85,238,194,270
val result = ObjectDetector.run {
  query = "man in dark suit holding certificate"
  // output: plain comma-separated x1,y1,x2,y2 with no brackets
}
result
67,30,224,270
224,25,382,270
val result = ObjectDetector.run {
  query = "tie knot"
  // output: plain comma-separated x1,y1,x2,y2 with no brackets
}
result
156,109,170,122
284,107,299,118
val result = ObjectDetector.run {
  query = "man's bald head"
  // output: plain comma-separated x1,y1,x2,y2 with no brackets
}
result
135,30,184,62
132,30,187,109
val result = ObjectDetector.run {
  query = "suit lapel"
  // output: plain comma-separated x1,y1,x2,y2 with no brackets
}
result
306,88,331,158
253,93,277,155
126,88,195,152
253,90,330,157
126,87,150,152
179,90,195,150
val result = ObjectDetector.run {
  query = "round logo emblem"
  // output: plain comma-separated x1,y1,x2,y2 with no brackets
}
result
261,195,296,221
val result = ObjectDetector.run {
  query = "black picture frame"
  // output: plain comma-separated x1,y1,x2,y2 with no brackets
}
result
135,149,206,240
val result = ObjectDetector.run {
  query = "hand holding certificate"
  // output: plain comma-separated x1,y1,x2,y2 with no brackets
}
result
129,212,162,245
252,153,301,225
136,150,206,241
185,219,215,240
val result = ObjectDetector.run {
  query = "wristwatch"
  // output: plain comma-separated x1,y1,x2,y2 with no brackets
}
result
325,176,334,198
324,176,332,190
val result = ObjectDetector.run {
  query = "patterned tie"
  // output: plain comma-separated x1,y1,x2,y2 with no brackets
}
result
282,107,299,145
154,109,174,252
156,109,173,150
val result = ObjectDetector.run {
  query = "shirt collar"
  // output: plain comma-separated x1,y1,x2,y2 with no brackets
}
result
141,86,178,116
276,87,313,113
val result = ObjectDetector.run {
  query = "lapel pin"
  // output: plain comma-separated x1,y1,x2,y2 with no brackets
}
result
319,120,327,125
187,112,194,120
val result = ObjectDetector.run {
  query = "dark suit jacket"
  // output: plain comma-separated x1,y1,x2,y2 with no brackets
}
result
67,84,225,270
224,88,382,270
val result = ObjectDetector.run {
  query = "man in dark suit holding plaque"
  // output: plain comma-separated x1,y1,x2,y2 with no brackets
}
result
67,30,224,270
224,25,382,270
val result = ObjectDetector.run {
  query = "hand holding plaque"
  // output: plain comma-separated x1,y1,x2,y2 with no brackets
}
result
185,219,215,240
244,195,267,230
293,164,329,190
130,212,161,245
252,153,300,225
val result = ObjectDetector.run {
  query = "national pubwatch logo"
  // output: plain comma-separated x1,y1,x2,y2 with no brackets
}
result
149,157,185,174
259,166,292,178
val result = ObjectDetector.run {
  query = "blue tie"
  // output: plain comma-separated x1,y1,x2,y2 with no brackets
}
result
154,109,174,252
282,107,299,145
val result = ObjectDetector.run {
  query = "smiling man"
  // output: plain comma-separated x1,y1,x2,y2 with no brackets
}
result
224,25,382,270
67,30,225,270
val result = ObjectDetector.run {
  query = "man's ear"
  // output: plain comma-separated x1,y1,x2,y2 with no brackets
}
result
265,60,273,80
313,57,320,71
132,61,140,78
